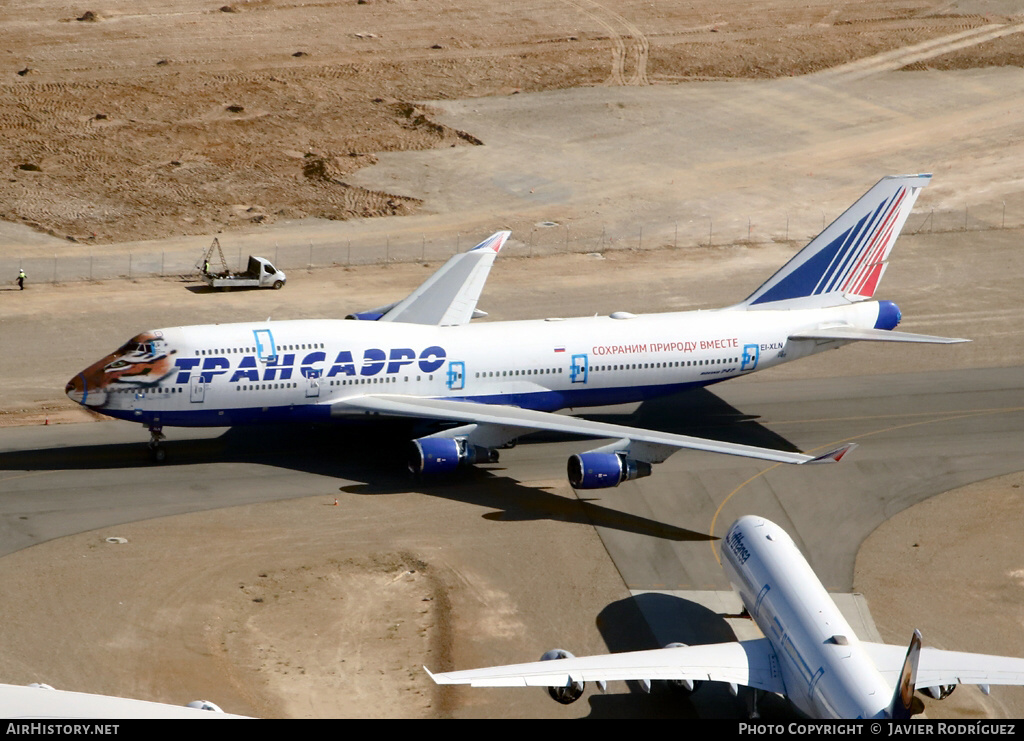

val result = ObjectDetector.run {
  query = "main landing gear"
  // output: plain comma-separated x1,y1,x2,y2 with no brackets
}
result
147,425,167,463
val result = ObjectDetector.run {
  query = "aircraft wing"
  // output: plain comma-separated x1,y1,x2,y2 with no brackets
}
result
0,682,248,719
789,327,969,344
426,639,786,693
862,642,1024,689
331,394,855,466
377,231,510,326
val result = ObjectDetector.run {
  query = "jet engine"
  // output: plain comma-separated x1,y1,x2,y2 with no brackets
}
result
408,437,499,476
186,700,225,712
920,684,956,700
662,642,703,694
540,649,584,704
567,452,652,489
345,301,400,321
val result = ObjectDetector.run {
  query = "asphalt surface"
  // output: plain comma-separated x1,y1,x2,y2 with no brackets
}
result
4,366,1021,571
2,364,1022,718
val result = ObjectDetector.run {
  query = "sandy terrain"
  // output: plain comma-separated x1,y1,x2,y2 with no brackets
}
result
0,480,630,718
3,0,1024,245
1,0,1023,720
856,470,1024,719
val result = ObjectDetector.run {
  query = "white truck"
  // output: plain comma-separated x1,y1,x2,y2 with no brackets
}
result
204,256,286,290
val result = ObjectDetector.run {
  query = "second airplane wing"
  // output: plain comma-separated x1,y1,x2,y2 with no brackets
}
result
426,638,786,694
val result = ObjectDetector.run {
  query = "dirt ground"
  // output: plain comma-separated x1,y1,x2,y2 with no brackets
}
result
856,470,1024,720
3,0,1024,244
2,0,1024,720
0,478,631,718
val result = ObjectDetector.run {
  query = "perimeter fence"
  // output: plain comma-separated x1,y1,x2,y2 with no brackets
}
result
1,198,1020,285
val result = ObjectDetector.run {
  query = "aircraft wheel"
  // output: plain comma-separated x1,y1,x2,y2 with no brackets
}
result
150,445,167,463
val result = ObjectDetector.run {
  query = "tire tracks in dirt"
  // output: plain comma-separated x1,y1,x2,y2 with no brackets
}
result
561,0,649,86
811,20,1024,83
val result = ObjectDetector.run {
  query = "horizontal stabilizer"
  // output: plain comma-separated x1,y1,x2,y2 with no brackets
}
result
863,640,1024,689
790,327,969,344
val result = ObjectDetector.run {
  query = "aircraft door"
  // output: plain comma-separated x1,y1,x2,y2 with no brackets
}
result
254,329,277,363
190,375,205,403
446,361,465,391
741,343,759,371
570,353,589,384
305,369,321,398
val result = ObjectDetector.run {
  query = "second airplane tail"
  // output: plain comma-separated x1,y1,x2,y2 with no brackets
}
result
737,174,931,311
886,629,923,719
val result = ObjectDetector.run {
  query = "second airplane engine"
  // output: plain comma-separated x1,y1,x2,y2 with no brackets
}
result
920,684,956,700
540,649,584,704
662,643,703,693
567,452,652,489
408,437,499,476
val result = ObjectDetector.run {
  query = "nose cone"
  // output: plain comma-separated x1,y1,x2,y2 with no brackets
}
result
66,370,107,407
65,375,82,402
66,331,174,409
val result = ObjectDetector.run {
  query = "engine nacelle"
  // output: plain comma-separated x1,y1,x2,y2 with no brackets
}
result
921,684,956,700
662,643,703,694
540,649,584,704
567,452,652,489
186,700,224,712
408,437,499,476
345,310,386,321
346,301,401,321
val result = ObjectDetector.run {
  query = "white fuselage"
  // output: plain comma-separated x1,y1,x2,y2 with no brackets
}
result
67,301,887,428
720,516,894,719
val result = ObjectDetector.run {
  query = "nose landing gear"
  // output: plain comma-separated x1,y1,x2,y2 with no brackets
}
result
147,425,167,463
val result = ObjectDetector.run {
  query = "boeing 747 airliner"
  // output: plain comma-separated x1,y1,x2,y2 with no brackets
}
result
427,516,1024,719
66,175,965,486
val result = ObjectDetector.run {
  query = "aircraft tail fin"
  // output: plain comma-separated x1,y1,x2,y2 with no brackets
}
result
887,629,922,719
737,175,931,311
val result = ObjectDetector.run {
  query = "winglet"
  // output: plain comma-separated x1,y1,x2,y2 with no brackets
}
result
888,630,922,719
802,442,857,464
471,230,510,253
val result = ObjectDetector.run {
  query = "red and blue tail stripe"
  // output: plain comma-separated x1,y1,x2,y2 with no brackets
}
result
738,175,930,310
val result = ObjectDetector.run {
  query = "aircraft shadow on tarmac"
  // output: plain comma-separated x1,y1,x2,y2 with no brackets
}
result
575,592,799,719
579,387,799,451
484,387,799,451
344,466,714,542
4,388,795,542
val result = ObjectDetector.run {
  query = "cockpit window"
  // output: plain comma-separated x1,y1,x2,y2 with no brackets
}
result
116,341,151,355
